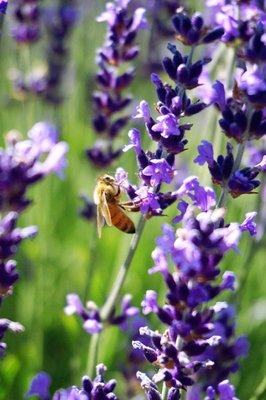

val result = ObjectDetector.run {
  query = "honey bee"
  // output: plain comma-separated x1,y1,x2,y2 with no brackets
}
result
93,174,139,237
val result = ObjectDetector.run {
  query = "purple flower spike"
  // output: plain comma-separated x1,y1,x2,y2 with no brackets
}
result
86,0,146,168
11,0,41,44
27,365,118,400
0,122,68,213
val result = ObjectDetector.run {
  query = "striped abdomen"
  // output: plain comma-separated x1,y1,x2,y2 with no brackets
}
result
108,204,135,234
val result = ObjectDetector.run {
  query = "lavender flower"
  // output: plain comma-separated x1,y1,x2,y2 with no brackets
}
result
206,0,263,44
11,0,41,44
64,293,138,334
195,140,265,198
0,122,68,211
134,207,249,397
0,319,24,358
39,0,79,104
172,12,224,46
26,372,51,400
26,364,118,400
107,9,225,221
86,0,147,168
0,122,68,357
0,0,8,15
10,1,79,104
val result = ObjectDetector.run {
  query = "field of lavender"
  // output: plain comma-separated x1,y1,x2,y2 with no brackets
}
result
0,0,265,399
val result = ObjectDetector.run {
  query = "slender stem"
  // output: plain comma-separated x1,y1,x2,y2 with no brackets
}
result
216,186,228,208
187,45,195,67
233,141,246,173
226,48,236,91
249,375,266,400
87,215,146,375
0,15,4,40
180,391,186,400
161,383,168,400
83,226,97,302
232,239,263,309
87,333,100,378
101,215,146,320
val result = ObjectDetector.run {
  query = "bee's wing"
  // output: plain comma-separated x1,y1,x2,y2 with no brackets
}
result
101,192,112,226
97,205,105,238
96,192,113,238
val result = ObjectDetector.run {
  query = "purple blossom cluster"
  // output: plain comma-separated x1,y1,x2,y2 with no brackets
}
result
193,1,266,201
26,364,118,400
195,140,265,198
0,122,68,357
39,0,79,104
0,0,8,16
206,0,265,44
11,1,79,104
135,206,251,399
64,293,138,335
11,0,41,44
116,10,223,217
86,0,147,168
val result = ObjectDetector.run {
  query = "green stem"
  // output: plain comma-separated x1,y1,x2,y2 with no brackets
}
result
83,226,97,302
249,375,266,400
87,215,146,375
187,45,195,67
101,215,146,320
161,383,168,400
233,141,246,173
226,48,237,91
87,333,100,378
0,15,4,40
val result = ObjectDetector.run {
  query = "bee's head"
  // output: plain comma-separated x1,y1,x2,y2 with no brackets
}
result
98,174,116,184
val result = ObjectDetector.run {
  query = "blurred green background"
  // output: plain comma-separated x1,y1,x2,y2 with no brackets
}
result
0,1,265,399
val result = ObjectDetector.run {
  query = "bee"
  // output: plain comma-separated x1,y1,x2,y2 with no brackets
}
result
93,174,140,237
